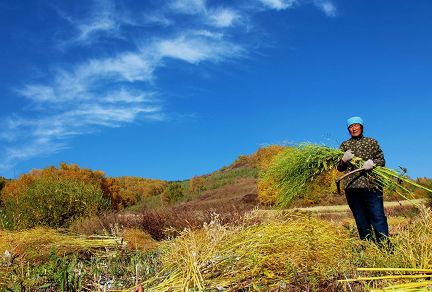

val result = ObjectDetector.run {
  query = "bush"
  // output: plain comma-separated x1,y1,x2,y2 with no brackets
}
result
161,182,184,204
189,176,206,194
0,164,111,230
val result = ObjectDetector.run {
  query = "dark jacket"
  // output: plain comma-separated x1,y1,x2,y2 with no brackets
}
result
337,135,385,190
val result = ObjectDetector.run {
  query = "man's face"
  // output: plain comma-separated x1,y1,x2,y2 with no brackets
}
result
348,123,363,137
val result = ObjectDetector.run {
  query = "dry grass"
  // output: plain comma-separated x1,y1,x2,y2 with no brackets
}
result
142,211,356,291
338,206,432,291
70,202,251,241
121,228,158,252
2,206,432,291
0,227,121,269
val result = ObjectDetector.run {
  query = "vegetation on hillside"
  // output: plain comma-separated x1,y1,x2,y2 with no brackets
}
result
0,163,167,230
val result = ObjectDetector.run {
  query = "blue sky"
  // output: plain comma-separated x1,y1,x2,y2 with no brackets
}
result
1,0,431,181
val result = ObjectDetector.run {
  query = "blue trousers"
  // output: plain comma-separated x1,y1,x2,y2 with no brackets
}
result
345,188,389,243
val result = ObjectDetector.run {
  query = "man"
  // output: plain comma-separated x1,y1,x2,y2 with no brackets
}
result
337,116,389,243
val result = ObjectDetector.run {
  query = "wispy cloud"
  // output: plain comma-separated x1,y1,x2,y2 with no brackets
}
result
0,29,244,173
154,33,244,64
207,8,240,28
313,0,337,17
258,0,337,17
1,0,338,174
57,0,132,47
169,0,207,15
258,0,298,10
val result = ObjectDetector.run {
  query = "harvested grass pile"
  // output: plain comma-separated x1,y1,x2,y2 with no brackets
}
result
258,144,432,207
0,227,122,264
143,212,355,291
340,206,432,291
122,228,158,252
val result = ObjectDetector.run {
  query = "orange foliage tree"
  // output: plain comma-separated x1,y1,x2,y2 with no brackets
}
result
114,177,167,202
231,145,287,170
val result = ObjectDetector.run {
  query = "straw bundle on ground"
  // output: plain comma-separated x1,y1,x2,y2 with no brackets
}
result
258,144,432,207
143,213,355,291
0,227,122,264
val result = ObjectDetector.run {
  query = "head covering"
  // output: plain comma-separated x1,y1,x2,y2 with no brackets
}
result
346,116,364,128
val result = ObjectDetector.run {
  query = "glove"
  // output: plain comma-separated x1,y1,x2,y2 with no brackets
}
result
342,150,354,163
363,159,375,170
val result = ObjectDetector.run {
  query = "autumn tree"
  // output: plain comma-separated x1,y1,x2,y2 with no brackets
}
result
189,176,206,194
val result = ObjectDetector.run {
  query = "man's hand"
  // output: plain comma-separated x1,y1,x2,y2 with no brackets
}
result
363,159,375,170
342,150,354,163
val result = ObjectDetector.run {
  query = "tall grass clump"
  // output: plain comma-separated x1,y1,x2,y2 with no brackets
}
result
258,144,432,207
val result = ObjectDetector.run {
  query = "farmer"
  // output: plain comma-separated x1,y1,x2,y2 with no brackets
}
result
337,116,389,243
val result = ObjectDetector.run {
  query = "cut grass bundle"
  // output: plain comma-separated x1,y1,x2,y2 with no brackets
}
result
0,227,122,264
141,212,355,291
258,145,343,207
258,144,432,207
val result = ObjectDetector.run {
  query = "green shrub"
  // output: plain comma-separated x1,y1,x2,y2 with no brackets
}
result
0,173,110,230
161,182,184,204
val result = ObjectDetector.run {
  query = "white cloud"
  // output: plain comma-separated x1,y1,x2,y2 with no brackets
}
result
142,13,173,27
2,27,247,172
259,0,298,10
207,8,240,28
169,0,207,15
190,30,224,40
17,85,56,103
313,0,337,17
75,0,119,43
58,0,133,46
155,34,244,64
82,53,156,83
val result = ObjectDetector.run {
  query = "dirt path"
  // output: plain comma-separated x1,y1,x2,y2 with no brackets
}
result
292,199,426,213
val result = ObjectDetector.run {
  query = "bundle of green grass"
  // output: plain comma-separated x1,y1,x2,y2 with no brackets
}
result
258,144,432,207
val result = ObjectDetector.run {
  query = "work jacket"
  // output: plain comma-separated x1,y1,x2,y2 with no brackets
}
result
337,135,385,190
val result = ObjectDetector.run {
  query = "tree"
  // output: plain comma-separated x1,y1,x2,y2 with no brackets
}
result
161,182,184,204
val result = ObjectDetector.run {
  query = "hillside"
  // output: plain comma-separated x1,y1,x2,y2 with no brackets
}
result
133,144,431,213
